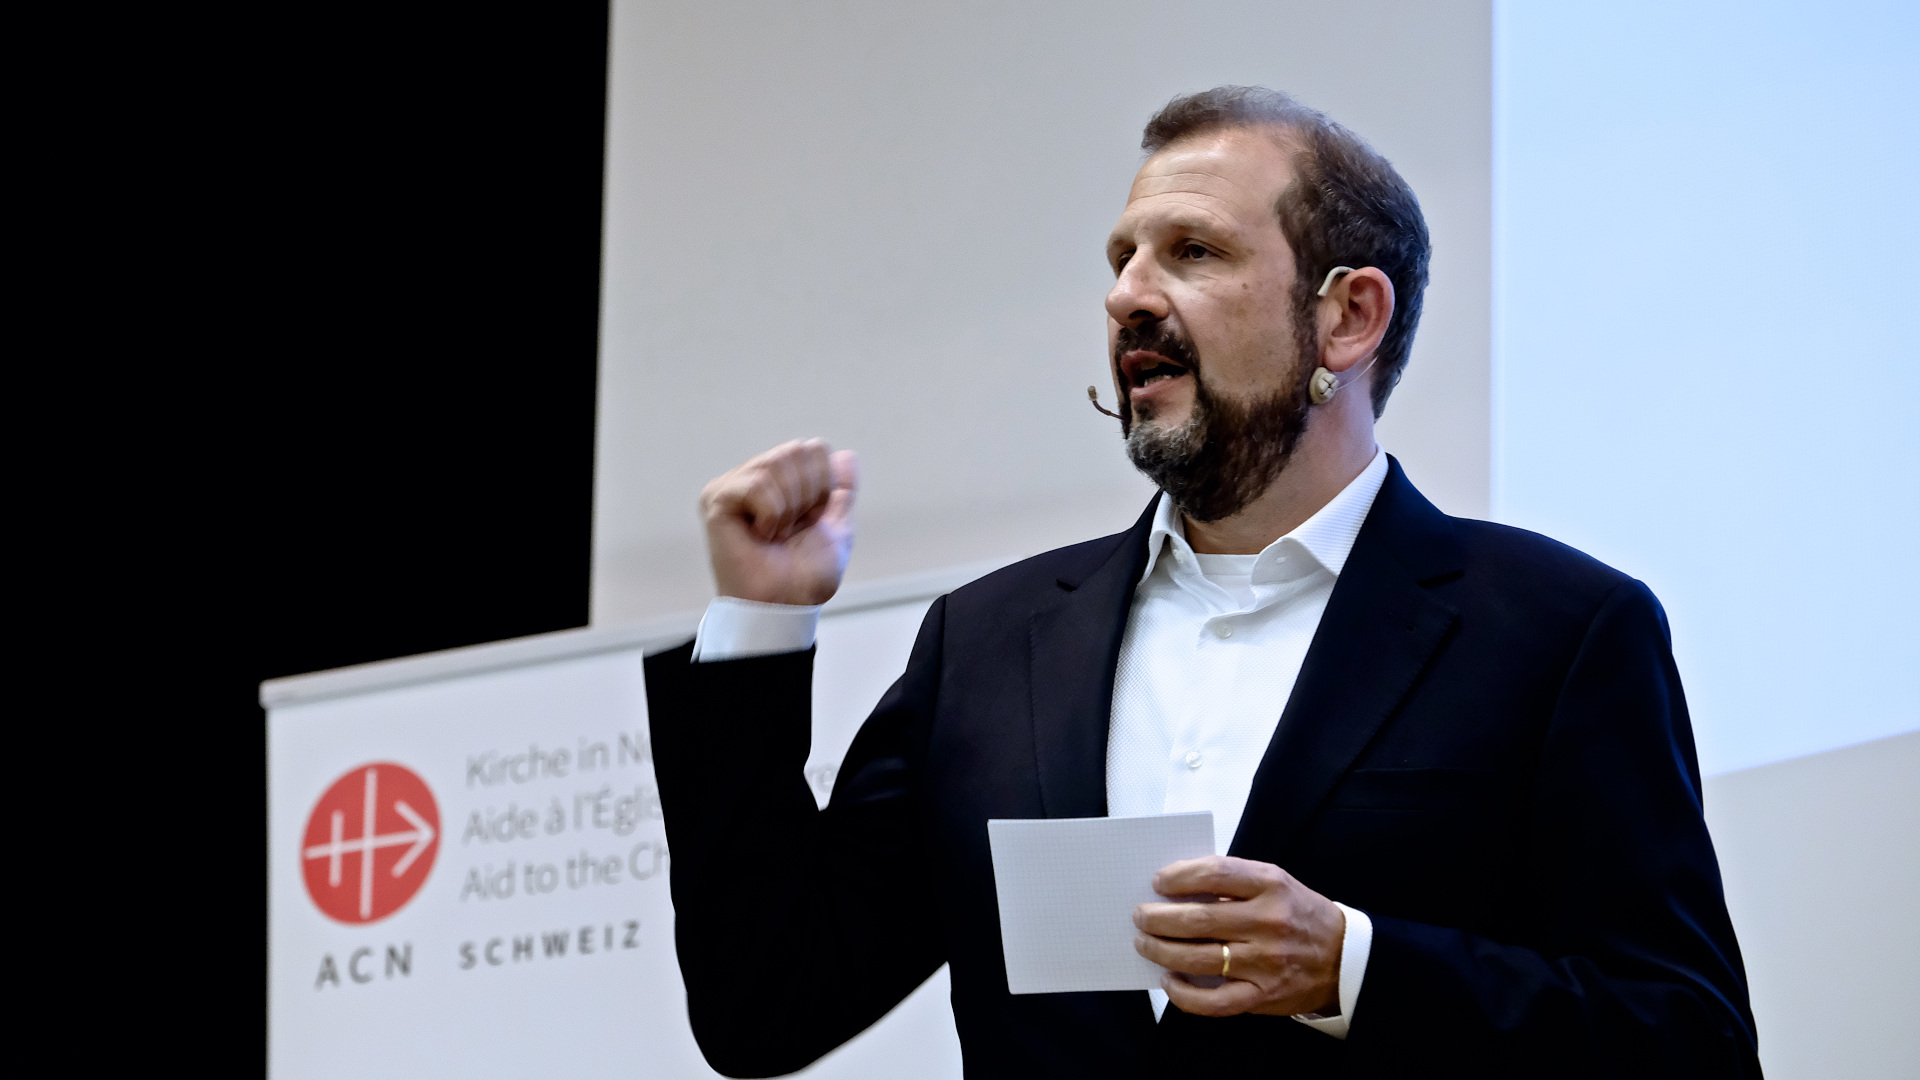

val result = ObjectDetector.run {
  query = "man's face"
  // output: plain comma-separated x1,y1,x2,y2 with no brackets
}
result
1106,127,1304,428
1104,127,1315,520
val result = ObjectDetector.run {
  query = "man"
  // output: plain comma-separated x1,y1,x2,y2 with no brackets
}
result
644,86,1760,1078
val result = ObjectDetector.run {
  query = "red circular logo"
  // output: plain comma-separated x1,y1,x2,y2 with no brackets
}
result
302,762,440,924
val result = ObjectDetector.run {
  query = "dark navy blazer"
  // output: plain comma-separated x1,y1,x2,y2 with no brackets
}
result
645,457,1761,1078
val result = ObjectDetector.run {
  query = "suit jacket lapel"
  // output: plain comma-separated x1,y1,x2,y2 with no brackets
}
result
1229,458,1464,860
1027,496,1160,819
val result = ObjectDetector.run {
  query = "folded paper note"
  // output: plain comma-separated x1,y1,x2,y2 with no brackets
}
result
987,812,1215,994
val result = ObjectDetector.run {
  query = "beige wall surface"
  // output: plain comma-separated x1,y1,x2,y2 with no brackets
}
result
593,0,1491,624
1704,731,1920,1079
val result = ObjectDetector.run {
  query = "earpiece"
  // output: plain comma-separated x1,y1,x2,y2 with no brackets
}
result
1317,266,1356,297
1310,356,1381,406
1309,367,1340,404
1312,266,1374,404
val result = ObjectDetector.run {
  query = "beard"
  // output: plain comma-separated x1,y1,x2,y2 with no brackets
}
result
1120,319,1316,524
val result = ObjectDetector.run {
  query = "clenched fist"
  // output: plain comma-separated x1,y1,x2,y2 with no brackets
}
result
699,439,858,606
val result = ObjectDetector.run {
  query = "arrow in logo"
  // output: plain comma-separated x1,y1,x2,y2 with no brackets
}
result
302,767,438,919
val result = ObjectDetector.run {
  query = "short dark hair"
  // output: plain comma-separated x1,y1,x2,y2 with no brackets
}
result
1142,86,1431,417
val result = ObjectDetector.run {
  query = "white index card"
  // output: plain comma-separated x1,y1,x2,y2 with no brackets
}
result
987,812,1215,995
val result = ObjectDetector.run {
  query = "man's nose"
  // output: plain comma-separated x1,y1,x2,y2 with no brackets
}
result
1105,257,1170,329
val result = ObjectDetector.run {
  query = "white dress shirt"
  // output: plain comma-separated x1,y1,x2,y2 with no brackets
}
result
692,449,1388,1039
1111,450,1386,1034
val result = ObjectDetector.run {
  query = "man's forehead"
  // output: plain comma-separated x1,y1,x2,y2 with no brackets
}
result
1122,128,1295,220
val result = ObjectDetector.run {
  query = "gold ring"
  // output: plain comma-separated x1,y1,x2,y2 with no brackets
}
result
1220,943,1231,978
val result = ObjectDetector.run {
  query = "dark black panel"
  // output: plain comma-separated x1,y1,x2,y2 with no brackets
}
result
172,6,608,1070
250,7,607,676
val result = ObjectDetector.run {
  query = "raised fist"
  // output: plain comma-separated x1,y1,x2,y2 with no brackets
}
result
698,438,858,606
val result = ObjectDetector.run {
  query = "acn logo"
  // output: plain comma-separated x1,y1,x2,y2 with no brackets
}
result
302,763,440,924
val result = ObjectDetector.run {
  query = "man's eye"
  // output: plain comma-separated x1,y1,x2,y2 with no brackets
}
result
1178,242,1210,260
1114,252,1133,273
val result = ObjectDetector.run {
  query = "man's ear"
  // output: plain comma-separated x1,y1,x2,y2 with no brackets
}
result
1318,267,1394,374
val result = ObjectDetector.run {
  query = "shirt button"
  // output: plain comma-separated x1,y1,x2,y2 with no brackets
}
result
1185,751,1203,769
1218,625,1233,638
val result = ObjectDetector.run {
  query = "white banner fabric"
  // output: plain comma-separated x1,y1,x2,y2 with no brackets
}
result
267,600,963,1079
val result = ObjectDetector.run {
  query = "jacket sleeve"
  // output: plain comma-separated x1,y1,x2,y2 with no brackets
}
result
1349,580,1762,1078
644,596,949,1078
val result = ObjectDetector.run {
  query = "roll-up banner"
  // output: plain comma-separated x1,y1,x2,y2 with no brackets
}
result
266,596,964,1079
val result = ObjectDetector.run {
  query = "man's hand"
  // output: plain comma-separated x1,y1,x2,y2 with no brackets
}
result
699,439,858,605
1133,856,1345,1018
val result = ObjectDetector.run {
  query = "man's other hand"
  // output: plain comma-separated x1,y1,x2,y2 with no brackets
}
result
700,439,858,606
1133,856,1344,1018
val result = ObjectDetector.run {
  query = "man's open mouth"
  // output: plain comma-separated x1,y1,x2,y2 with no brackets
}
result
1121,350,1192,391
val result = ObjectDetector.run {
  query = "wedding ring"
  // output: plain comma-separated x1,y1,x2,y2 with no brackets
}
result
1220,943,1231,977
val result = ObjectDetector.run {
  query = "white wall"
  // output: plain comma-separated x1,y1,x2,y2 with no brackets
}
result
1493,0,1919,776
1704,731,1920,1080
593,0,1492,624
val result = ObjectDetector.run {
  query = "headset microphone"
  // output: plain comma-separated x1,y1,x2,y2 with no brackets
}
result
1086,386,1123,420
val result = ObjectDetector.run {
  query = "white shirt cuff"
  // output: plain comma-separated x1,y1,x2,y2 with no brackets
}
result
689,597,821,662
1291,902,1372,1039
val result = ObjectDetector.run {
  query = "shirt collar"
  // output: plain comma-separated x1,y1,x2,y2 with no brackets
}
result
1139,449,1390,585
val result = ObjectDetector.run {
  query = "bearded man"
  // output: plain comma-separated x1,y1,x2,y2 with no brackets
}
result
643,86,1761,1078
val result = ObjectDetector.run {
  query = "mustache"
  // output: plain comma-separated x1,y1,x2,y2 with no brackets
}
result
1113,321,1202,376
